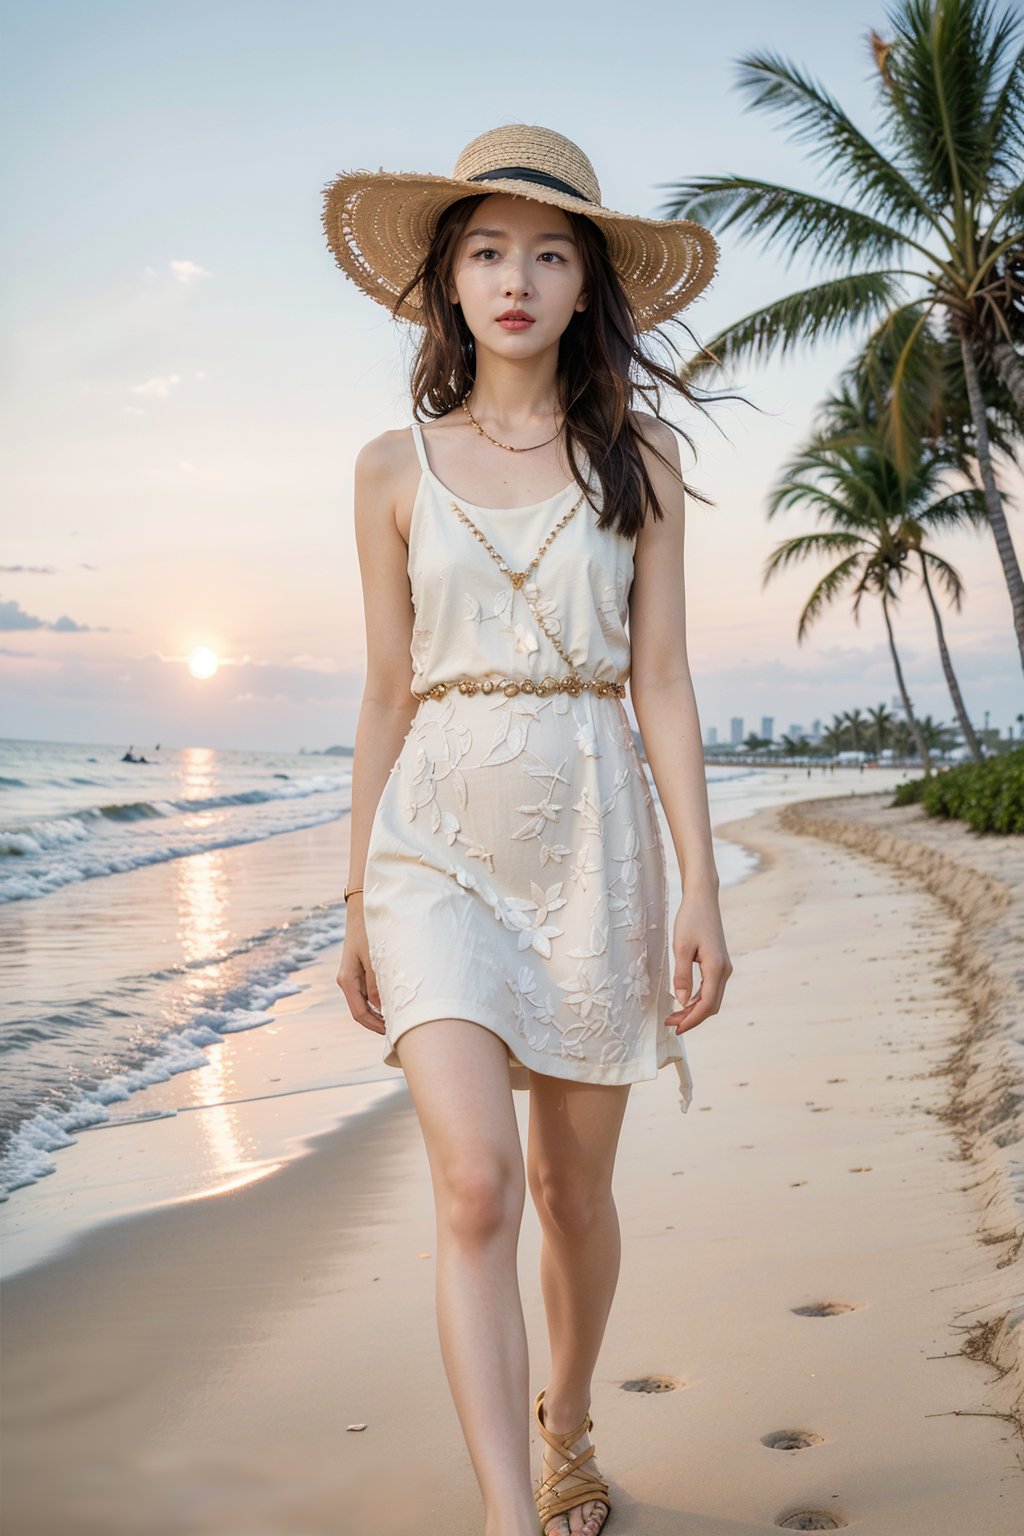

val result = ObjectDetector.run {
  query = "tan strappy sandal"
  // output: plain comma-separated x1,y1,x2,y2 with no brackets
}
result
533,1387,611,1535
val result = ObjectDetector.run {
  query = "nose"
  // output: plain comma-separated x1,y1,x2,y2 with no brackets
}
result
501,254,532,299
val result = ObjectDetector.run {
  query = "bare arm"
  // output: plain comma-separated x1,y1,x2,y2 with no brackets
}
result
338,430,420,1035
628,413,732,1034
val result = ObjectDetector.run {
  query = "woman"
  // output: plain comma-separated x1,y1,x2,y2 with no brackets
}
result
324,124,733,1536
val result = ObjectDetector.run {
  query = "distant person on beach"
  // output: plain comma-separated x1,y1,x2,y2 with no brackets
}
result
328,124,731,1535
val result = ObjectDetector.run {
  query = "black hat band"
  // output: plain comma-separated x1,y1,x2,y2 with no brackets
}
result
468,166,593,203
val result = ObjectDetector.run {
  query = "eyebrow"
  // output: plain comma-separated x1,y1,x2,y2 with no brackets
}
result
463,226,577,244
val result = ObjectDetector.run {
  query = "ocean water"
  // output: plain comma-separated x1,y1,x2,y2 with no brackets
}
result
0,738,351,903
0,739,354,1200
0,734,876,1208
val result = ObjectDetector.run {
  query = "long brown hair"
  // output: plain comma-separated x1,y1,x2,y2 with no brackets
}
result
391,194,729,540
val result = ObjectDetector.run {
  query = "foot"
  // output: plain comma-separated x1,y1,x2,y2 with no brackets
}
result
537,1398,610,1536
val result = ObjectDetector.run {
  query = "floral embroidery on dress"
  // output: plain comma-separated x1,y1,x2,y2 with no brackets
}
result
363,435,691,1107
557,956,617,1021
495,879,568,957
506,964,559,1050
511,621,539,656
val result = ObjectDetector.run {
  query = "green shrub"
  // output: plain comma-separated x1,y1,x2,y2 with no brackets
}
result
890,748,1024,833
892,776,926,806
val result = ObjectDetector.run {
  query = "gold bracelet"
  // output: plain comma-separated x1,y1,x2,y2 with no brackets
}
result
343,885,364,902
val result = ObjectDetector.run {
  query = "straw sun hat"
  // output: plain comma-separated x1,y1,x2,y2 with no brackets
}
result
320,123,718,333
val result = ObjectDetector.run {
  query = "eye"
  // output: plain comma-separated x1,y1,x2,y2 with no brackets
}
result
471,247,499,260
539,251,566,263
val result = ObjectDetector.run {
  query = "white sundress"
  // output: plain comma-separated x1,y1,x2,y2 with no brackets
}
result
361,421,694,1113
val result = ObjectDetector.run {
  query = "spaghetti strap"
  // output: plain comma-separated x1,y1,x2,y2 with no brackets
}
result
409,421,430,475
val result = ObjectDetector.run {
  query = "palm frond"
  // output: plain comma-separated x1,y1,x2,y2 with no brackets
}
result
975,18,1024,189
979,180,1024,264
916,486,990,529
920,548,967,607
794,553,871,640
767,479,855,523
728,50,942,233
684,273,906,375
762,532,866,585
884,0,1013,204
857,305,949,467
656,176,924,269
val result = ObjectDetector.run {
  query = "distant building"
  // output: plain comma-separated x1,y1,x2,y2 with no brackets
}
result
730,716,744,745
706,726,718,746
760,716,774,742
811,719,822,741
787,723,804,740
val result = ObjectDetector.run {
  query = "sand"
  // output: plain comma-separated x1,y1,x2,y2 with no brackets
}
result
2,785,1023,1534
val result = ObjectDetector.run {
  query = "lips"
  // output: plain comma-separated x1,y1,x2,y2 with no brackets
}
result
497,310,534,323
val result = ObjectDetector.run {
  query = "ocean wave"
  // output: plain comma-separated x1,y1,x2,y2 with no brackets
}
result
0,771,351,900
0,803,346,903
0,902,347,1200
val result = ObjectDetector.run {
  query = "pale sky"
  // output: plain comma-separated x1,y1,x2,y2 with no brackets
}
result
2,0,1020,752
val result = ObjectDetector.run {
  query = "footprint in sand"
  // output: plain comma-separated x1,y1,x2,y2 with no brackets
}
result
790,1180,808,1187
777,1513,846,1531
848,1165,873,1173
791,1300,864,1317
621,1374,682,1393
761,1429,825,1450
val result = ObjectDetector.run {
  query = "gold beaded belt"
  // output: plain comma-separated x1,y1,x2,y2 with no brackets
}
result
412,674,626,701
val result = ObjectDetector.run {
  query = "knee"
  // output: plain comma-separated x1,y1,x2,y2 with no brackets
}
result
530,1168,610,1236
441,1157,524,1247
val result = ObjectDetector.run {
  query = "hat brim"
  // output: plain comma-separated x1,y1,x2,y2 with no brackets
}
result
320,169,718,332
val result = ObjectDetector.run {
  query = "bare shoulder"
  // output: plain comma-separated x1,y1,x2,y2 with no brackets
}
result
353,427,421,540
628,408,676,457
353,426,417,490
627,409,685,526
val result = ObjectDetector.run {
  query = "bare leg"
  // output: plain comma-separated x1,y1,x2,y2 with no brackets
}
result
526,1074,631,1536
395,1017,538,1536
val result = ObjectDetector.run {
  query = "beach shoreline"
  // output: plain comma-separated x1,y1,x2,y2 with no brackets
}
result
769,790,1024,1440
2,778,1022,1533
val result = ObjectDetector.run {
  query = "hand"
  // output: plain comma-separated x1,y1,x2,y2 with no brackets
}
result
336,907,387,1035
664,890,733,1036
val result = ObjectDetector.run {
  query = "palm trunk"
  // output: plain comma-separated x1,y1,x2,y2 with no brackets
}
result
918,556,983,762
881,593,932,774
957,323,1024,674
992,339,1024,419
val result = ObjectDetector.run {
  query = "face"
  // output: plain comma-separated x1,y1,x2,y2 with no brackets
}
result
447,193,588,355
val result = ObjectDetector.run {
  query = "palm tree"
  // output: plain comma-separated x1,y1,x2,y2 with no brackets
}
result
867,702,895,754
821,718,847,755
807,373,988,759
843,706,868,750
767,404,952,775
661,0,1024,669
918,713,960,754
768,384,988,765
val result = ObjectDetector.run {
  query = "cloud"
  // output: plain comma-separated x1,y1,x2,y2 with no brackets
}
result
0,564,56,574
0,598,109,633
169,259,210,284
130,372,181,398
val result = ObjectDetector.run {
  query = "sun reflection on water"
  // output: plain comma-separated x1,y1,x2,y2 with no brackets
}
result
172,843,252,1183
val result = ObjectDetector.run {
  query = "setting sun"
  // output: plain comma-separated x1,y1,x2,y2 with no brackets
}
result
187,645,219,681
